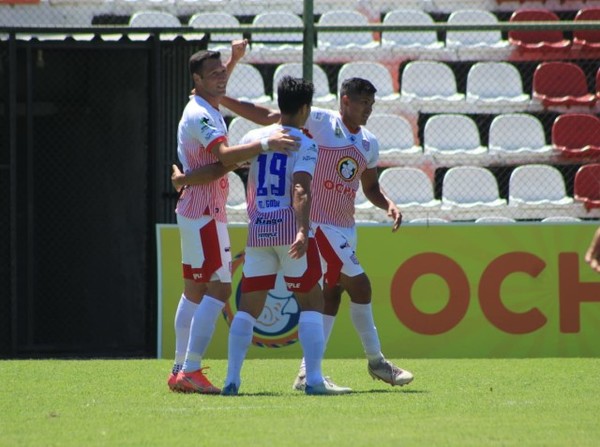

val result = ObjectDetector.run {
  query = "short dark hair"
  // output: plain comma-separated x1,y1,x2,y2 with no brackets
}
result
189,50,221,77
340,77,377,98
277,76,315,115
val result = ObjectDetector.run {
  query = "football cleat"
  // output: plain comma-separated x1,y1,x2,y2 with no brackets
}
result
221,383,239,396
292,367,306,391
167,372,180,392
305,378,352,395
368,359,414,386
176,368,221,394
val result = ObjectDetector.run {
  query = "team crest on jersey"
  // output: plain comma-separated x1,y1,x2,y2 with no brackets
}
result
337,156,358,182
334,123,343,138
222,252,300,348
362,139,370,152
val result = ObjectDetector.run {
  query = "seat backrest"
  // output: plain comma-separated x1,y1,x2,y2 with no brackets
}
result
574,163,600,201
189,12,242,43
379,167,435,204
467,62,525,99
129,11,181,27
272,63,332,100
446,10,503,47
226,63,267,100
337,62,396,97
552,113,600,149
533,62,589,98
489,114,546,151
475,216,516,223
318,10,374,46
227,117,261,145
227,171,247,208
424,114,481,151
509,164,567,202
401,61,458,97
443,166,501,204
252,12,303,43
366,114,416,150
509,9,564,44
574,7,600,43
382,9,439,46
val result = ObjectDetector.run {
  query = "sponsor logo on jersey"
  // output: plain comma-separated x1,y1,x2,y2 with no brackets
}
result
337,156,358,181
258,232,278,239
255,216,283,225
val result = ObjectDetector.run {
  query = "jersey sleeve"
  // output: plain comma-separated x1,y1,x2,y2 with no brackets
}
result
189,111,227,152
305,107,331,140
293,137,318,177
366,133,380,169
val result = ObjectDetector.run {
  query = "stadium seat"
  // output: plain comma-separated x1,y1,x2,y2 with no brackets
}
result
381,9,443,49
400,61,464,108
128,11,183,41
272,63,336,108
552,113,600,158
379,167,441,214
223,63,271,108
227,171,248,223
596,67,600,99
366,114,422,165
508,164,577,219
541,216,582,222
409,217,449,224
337,62,399,101
354,185,377,221
227,117,261,145
466,62,530,107
475,216,516,223
488,113,554,163
532,62,596,108
250,12,303,53
317,10,379,49
446,10,508,49
424,114,487,164
188,12,241,50
508,9,571,53
573,7,600,50
574,163,600,210
442,166,507,220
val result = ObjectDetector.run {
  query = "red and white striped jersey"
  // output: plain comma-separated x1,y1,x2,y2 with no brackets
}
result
305,108,379,228
175,95,229,222
240,124,318,247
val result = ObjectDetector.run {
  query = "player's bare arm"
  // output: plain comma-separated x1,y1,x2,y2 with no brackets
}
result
585,227,600,273
170,163,235,193
212,131,300,167
289,171,312,260
221,95,281,125
225,39,248,78
361,168,403,232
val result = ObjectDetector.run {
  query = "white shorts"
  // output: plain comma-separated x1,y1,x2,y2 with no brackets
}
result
177,214,232,283
242,239,322,293
314,223,364,286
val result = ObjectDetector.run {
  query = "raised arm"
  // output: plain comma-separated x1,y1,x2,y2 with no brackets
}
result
221,96,281,126
225,39,248,78
171,163,235,193
361,167,402,232
289,171,313,260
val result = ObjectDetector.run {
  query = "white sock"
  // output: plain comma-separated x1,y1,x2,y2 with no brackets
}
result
224,311,255,387
350,302,384,363
298,314,335,373
182,295,224,372
298,311,325,387
172,294,198,374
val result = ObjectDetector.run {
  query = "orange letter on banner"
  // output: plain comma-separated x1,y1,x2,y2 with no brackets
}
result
390,253,470,335
479,252,547,334
559,253,600,333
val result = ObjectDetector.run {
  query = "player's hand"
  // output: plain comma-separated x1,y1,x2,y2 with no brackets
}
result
388,205,403,232
231,39,248,62
585,227,600,273
289,232,307,260
171,164,186,193
267,129,300,154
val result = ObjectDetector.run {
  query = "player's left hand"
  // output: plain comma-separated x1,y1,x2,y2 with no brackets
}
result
388,205,402,232
585,227,600,273
171,164,186,193
231,39,248,62
289,232,307,259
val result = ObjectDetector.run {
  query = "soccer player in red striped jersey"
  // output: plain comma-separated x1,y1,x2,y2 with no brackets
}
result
220,77,414,389
168,40,298,394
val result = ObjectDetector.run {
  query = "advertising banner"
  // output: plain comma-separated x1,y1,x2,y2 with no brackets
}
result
157,223,600,359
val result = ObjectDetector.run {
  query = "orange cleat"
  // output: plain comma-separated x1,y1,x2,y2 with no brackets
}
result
175,368,221,394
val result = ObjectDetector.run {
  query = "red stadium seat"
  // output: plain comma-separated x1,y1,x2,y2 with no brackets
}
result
574,164,600,210
533,62,596,108
552,114,600,158
574,8,600,50
508,9,571,53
